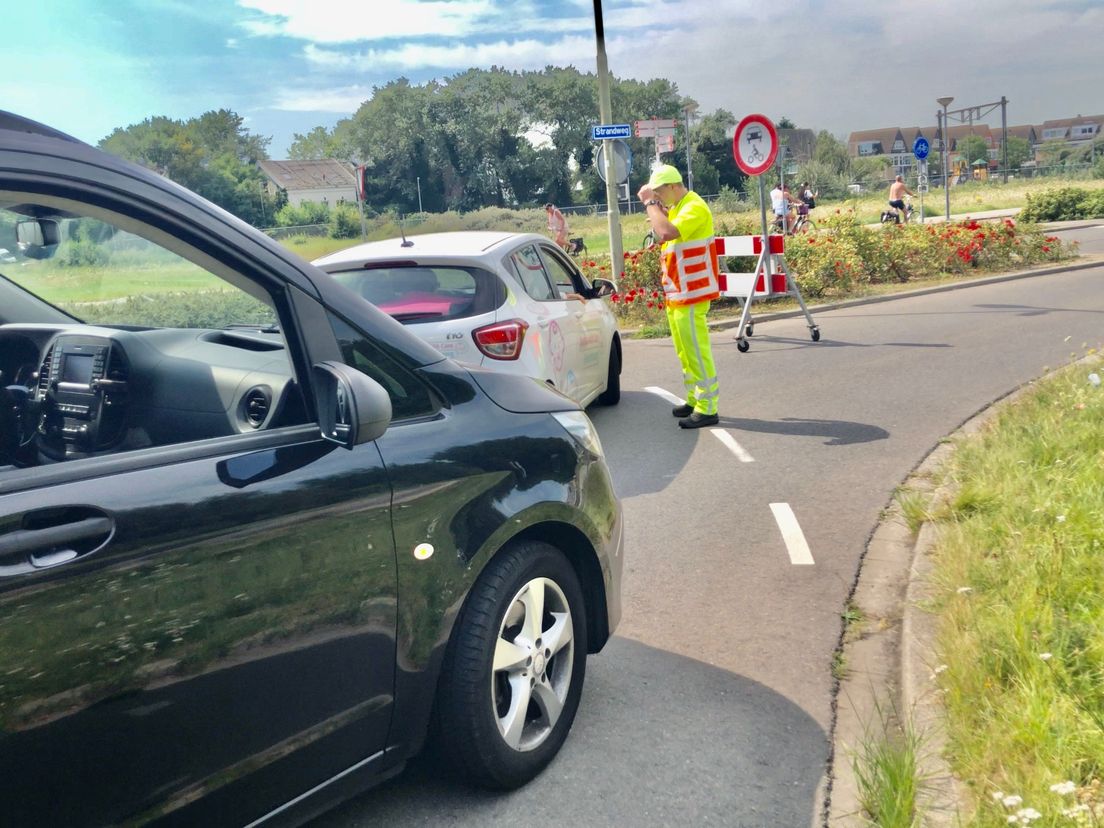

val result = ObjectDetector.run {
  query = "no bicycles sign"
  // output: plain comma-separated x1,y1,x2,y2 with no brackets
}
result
732,114,778,177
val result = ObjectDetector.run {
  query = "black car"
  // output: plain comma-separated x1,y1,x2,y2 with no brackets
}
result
0,112,622,826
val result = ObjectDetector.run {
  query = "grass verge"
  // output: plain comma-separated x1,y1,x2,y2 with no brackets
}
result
924,349,1104,826
852,697,926,827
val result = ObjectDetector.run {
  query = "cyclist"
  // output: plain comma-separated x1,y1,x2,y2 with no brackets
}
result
887,176,915,224
770,183,801,233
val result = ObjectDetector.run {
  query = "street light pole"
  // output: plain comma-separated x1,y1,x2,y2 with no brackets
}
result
937,96,954,221
416,176,423,213
683,106,695,192
593,0,624,275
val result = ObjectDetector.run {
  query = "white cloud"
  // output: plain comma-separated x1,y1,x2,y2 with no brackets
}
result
237,0,587,43
303,35,600,72
272,84,380,112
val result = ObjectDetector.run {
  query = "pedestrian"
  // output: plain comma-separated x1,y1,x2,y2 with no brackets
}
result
545,203,569,251
637,164,720,429
799,181,818,211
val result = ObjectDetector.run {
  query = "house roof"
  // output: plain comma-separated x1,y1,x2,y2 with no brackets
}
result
1006,124,1039,140
848,127,902,150
1041,114,1104,130
257,159,356,191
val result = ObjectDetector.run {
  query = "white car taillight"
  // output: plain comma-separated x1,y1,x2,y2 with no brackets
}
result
472,319,528,360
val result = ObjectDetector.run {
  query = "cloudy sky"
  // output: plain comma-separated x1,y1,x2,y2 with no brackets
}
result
4,0,1101,156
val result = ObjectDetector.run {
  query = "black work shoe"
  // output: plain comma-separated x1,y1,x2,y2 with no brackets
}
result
679,411,719,429
671,403,694,418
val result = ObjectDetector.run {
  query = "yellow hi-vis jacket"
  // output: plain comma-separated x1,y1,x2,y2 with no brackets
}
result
660,238,721,306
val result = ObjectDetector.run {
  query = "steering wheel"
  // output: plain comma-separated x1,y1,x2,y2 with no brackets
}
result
0,384,34,466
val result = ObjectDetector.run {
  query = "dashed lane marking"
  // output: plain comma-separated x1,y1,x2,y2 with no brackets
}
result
769,502,815,565
710,428,754,462
644,386,683,405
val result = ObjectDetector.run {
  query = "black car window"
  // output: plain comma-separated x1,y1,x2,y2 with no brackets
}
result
329,265,501,323
507,244,556,302
328,313,438,421
539,245,590,300
0,196,309,473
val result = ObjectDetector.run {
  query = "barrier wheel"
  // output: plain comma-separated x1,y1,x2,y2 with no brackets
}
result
737,339,750,353
745,324,754,337
811,327,821,342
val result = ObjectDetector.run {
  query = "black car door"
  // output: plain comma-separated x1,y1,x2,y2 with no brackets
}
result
0,175,397,825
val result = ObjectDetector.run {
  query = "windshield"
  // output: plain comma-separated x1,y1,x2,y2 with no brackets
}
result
0,202,276,329
329,264,500,324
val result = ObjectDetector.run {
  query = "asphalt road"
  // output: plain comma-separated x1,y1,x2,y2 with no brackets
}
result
315,223,1104,827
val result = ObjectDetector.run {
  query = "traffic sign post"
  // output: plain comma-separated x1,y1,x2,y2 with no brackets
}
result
635,118,679,160
913,138,930,222
732,113,781,284
594,138,632,186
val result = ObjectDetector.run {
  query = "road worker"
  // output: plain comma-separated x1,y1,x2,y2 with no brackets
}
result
637,164,720,429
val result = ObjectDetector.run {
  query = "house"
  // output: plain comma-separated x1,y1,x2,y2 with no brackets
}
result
847,127,923,177
257,159,358,208
777,128,816,163
1039,115,1103,145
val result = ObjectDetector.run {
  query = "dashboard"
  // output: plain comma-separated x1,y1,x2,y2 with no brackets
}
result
0,323,302,466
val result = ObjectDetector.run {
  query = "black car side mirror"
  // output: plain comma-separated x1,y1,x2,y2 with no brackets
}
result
312,361,392,448
591,278,616,298
15,219,60,260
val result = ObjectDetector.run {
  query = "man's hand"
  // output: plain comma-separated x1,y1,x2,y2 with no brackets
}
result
638,185,656,202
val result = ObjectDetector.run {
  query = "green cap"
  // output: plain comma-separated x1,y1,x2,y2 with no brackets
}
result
648,164,683,188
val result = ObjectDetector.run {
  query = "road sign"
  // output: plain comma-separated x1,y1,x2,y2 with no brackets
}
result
732,113,778,176
591,123,632,140
655,134,676,153
634,118,678,137
595,139,632,184
913,137,930,160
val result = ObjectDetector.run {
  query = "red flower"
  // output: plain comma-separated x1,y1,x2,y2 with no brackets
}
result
647,301,655,308
1042,245,1051,253
623,252,630,259
611,293,620,302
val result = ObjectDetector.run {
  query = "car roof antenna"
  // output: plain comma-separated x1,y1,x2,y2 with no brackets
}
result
399,217,413,248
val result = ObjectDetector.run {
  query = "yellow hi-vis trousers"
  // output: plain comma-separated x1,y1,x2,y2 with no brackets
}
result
667,300,718,415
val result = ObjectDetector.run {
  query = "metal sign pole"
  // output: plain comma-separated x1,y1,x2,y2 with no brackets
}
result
757,175,772,279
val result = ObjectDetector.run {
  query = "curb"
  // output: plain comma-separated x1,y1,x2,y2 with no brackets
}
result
703,255,1104,337
621,254,1104,340
826,353,1103,826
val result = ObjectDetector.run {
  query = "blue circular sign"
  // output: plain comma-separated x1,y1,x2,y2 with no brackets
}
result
913,137,930,160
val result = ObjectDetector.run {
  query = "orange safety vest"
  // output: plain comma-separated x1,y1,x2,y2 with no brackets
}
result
660,237,721,307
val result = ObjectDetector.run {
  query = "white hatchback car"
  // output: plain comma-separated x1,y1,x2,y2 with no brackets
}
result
314,231,622,407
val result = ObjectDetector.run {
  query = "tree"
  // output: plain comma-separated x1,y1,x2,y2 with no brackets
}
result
956,135,990,168
1001,135,1032,170
776,116,796,130
812,131,849,176
288,126,340,160
99,111,276,226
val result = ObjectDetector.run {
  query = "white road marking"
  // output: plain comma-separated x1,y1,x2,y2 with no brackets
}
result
710,428,754,462
644,386,684,405
769,503,815,565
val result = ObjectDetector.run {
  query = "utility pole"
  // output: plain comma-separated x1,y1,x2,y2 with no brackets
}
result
593,0,623,274
416,176,423,213
937,97,954,221
683,104,696,192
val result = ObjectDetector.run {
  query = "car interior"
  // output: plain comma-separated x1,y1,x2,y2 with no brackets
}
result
0,196,309,471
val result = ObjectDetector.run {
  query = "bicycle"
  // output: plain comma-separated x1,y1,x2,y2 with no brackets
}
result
642,228,657,248
880,195,915,225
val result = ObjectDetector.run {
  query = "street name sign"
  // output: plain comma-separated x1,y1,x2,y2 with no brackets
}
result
592,124,632,140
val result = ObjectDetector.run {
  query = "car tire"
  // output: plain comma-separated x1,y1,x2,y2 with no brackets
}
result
436,540,588,790
596,340,621,406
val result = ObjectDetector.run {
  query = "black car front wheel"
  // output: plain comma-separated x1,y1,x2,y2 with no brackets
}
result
436,540,588,789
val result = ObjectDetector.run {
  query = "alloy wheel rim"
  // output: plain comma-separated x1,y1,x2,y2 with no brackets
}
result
491,576,574,752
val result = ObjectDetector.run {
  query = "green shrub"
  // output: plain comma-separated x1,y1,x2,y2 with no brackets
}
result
1020,186,1104,221
328,204,361,239
274,200,331,227
64,291,274,329
56,240,109,267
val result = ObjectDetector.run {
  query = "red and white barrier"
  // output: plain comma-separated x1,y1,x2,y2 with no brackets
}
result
712,234,820,351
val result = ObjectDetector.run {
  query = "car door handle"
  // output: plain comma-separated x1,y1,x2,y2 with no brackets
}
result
537,319,551,329
0,515,114,576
